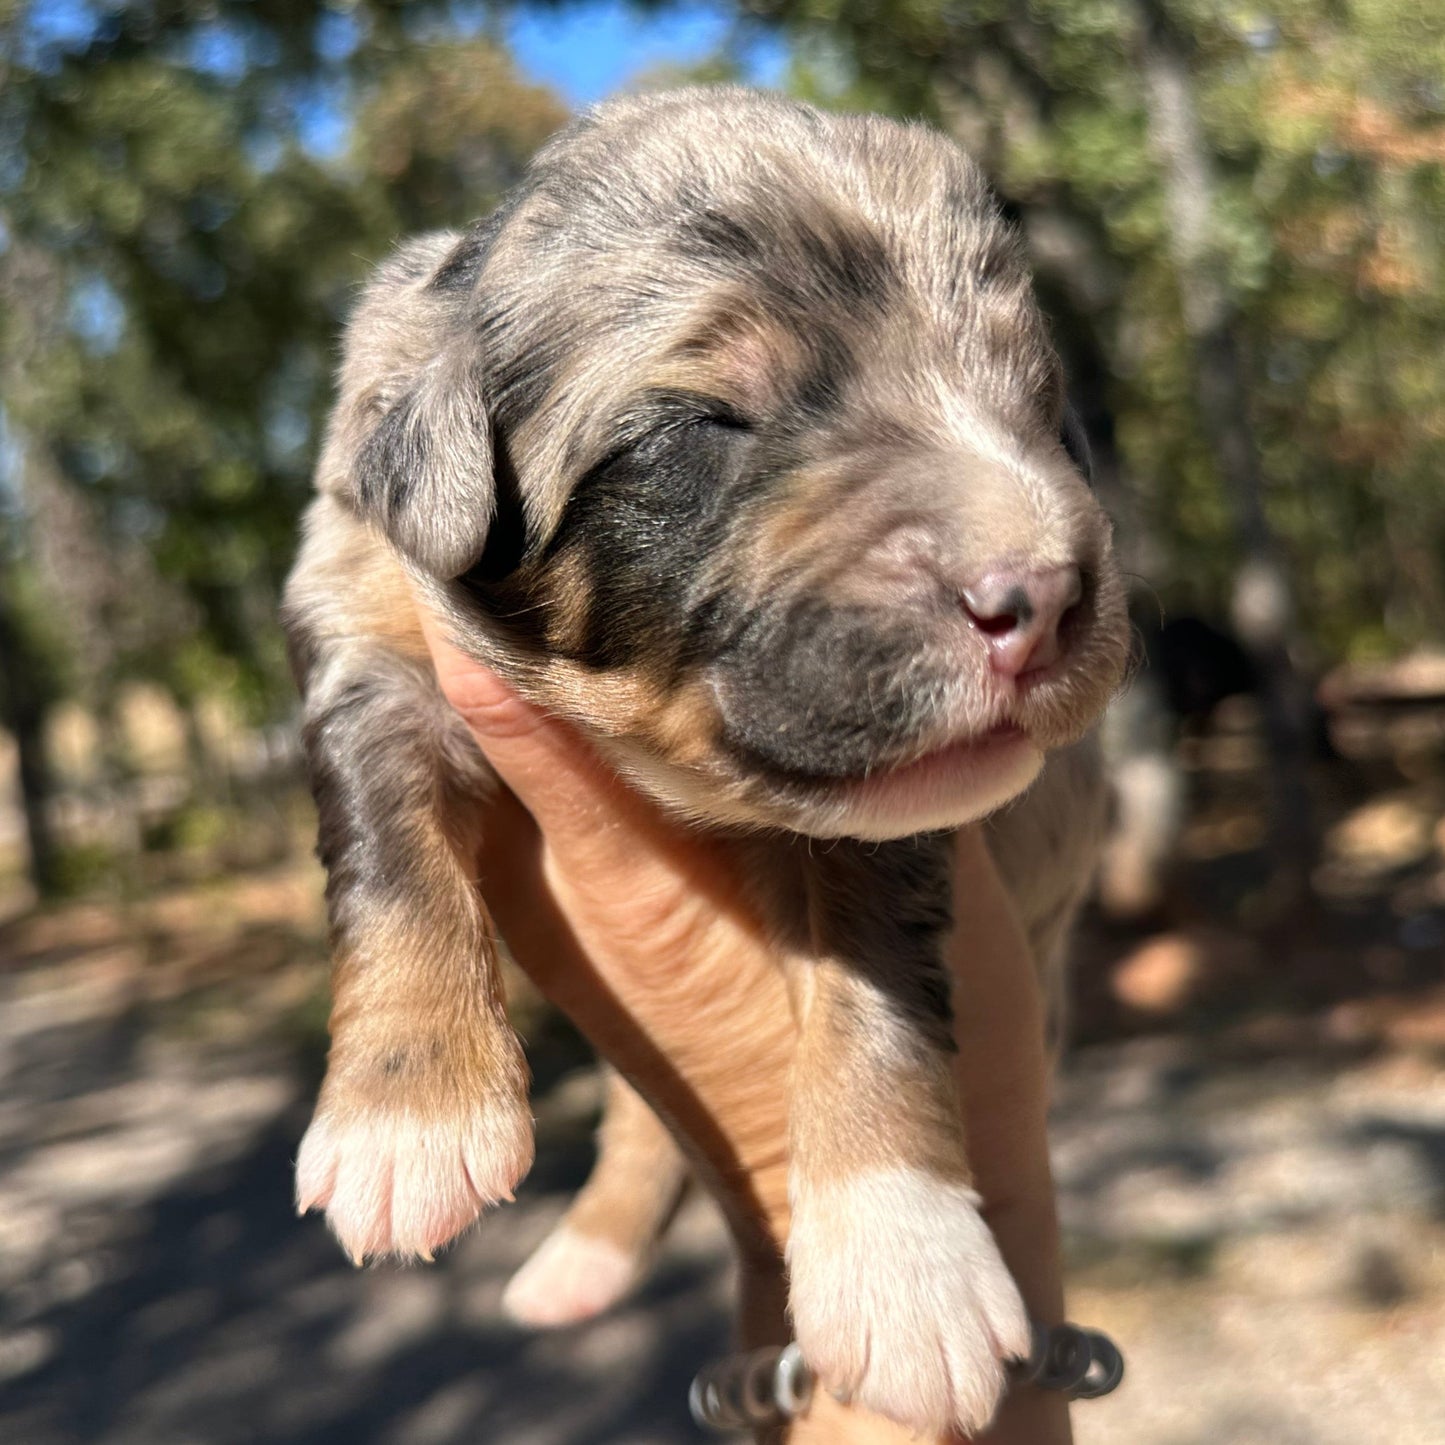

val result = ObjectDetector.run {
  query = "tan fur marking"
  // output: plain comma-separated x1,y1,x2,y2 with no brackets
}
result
653,305,806,416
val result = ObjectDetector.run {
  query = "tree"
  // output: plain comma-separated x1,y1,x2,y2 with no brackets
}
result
734,0,1445,887
0,0,566,892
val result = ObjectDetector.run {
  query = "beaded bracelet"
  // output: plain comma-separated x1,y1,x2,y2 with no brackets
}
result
689,1322,1124,1432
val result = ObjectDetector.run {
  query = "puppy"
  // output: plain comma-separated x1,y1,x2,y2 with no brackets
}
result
283,87,1129,1438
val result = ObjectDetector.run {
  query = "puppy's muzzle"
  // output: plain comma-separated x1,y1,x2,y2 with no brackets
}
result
961,564,1086,678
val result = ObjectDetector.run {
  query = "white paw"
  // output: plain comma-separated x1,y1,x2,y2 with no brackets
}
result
502,1223,644,1327
296,1093,534,1265
787,1168,1030,1438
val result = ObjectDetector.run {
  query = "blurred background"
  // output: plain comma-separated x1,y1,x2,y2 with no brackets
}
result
1,1,1442,1441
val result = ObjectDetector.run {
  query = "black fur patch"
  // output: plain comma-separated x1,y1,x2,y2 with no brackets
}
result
429,217,498,295
462,429,530,585
673,202,764,267
481,310,573,435
538,402,759,670
671,190,898,320
790,338,854,426
355,391,428,524
428,188,529,295
806,836,957,1053
792,220,896,310
302,667,441,924
714,602,928,780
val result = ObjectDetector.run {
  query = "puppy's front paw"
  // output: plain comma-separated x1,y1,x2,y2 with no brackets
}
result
296,1044,533,1265
787,1169,1029,1438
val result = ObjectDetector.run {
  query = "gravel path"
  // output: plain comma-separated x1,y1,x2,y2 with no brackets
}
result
1,875,1441,1444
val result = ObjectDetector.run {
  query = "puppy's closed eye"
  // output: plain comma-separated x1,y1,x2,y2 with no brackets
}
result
605,393,754,461
688,401,753,434
575,396,755,513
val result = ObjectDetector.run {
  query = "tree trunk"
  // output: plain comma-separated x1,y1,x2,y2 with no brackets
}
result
0,578,61,897
1138,3,1317,904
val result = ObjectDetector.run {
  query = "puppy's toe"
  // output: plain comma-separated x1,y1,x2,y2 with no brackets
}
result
295,1110,343,1216
502,1224,644,1327
297,1090,534,1265
787,1168,1029,1438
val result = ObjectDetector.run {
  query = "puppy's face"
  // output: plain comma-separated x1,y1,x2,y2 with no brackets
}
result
328,90,1129,839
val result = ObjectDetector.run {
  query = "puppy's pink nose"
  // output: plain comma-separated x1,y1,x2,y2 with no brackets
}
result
961,566,1084,677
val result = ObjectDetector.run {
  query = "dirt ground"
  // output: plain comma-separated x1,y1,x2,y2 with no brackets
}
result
0,843,1441,1445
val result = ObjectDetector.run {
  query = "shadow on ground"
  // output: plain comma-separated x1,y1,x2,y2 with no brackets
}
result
0,884,731,1445
3,1111,729,1445
2,848,1442,1445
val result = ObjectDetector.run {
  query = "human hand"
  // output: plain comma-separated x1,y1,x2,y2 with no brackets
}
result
423,616,1072,1445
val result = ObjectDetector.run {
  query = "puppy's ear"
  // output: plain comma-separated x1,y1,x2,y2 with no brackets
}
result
353,345,493,578
317,232,495,578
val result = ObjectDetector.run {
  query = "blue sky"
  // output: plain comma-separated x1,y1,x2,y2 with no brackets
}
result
18,0,792,168
505,0,788,104
24,0,788,110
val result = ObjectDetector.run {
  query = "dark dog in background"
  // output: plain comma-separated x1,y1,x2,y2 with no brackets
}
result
283,88,1129,1436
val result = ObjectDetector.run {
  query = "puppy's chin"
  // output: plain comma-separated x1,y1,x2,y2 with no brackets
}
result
793,731,1045,841
601,730,1046,841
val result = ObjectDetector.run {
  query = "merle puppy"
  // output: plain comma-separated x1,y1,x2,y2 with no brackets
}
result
283,87,1129,1437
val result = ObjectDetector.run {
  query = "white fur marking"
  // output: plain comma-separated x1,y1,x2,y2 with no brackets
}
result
296,1094,534,1265
787,1168,1030,1437
502,1224,643,1328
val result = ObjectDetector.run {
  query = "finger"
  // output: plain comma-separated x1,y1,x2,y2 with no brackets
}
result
948,829,1065,1328
946,832,1073,1444
419,610,642,846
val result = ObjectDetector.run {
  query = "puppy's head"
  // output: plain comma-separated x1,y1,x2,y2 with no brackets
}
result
321,88,1129,839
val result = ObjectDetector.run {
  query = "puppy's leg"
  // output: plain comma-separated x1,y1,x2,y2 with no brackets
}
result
504,1069,688,1326
285,531,531,1263
781,836,1029,1439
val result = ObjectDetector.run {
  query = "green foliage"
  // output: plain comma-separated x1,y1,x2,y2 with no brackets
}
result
2,0,1440,754
0,1,565,723
750,0,1445,657
47,838,123,899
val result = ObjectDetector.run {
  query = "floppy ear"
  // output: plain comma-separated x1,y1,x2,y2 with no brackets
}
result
352,345,494,578
317,232,496,579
